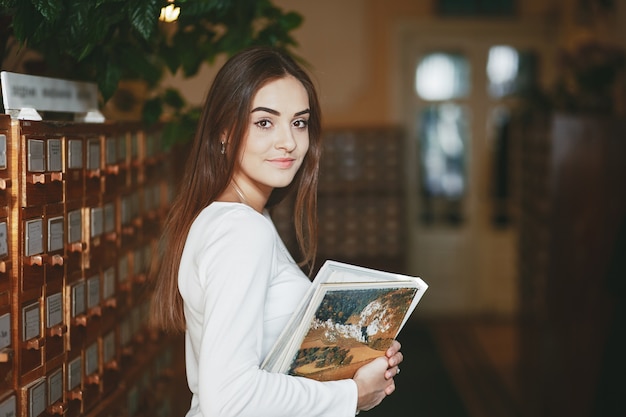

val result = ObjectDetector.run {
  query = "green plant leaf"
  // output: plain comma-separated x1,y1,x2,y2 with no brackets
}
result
115,41,164,85
126,0,160,40
159,44,182,74
161,111,199,147
0,1,18,10
11,1,42,42
163,88,186,110
31,0,62,21
3,0,303,146
179,47,205,77
98,59,123,101
280,11,303,31
142,96,163,125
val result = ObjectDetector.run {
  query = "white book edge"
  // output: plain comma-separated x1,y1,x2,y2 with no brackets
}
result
260,260,428,374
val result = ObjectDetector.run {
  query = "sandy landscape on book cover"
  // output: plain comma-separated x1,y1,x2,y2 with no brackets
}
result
288,286,417,381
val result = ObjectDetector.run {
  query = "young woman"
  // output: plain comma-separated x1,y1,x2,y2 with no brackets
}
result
151,46,403,417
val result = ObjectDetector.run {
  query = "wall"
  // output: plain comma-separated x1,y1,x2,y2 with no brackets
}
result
258,0,558,126
166,0,625,125
160,0,626,318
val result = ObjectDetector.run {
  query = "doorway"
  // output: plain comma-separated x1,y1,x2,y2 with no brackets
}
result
394,19,555,316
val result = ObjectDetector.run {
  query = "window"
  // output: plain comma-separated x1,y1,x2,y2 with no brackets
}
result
415,53,470,224
415,52,470,100
487,45,537,98
486,45,538,226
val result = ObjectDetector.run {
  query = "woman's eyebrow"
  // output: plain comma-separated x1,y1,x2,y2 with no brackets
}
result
251,106,279,115
251,107,310,117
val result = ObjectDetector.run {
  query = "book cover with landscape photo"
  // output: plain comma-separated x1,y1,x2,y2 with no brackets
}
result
261,261,428,381
288,283,419,381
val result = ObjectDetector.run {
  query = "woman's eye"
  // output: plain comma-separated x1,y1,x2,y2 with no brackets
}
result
294,119,308,129
255,119,272,129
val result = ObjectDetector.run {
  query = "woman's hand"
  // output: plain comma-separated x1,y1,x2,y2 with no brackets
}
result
384,340,403,384
352,340,403,411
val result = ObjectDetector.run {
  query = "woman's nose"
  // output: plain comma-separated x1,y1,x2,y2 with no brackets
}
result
275,125,297,151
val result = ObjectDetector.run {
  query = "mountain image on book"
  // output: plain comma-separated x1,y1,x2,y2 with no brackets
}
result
260,260,428,381
287,284,418,381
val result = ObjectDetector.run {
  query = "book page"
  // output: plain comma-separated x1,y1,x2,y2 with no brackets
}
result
261,260,428,375
284,281,419,380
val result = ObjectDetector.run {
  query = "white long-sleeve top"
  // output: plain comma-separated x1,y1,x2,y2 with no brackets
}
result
178,202,358,417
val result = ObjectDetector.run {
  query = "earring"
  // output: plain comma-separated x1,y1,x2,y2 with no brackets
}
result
220,141,225,155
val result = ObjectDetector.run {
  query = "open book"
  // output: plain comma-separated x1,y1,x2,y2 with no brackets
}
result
261,260,428,381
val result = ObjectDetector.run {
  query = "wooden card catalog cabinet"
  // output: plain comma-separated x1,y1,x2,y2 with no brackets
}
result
116,254,131,305
0,310,12,393
22,137,46,208
0,116,11,225
66,280,86,353
0,220,10,283
44,292,64,363
19,124,64,208
115,133,129,189
0,105,182,416
85,274,101,323
118,315,133,360
44,205,64,284
84,138,101,199
130,305,143,345
65,206,85,275
126,385,139,417
84,202,103,271
102,202,116,243
44,138,63,206
82,342,100,411
21,210,45,293
142,129,165,194
144,130,159,163
89,204,104,248
69,282,86,325
131,245,147,288
0,394,16,417
65,138,84,203
0,121,11,283
20,300,43,377
83,285,102,356
103,135,123,196
100,267,117,320
46,367,64,415
140,183,162,240
21,377,46,417
119,194,139,248
65,356,82,404
104,136,117,175
128,132,140,188
101,331,117,372
154,345,174,379
84,343,99,380
100,330,118,396
99,202,118,280
139,301,151,343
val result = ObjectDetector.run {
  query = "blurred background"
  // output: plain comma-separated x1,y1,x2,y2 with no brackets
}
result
2,1,625,416
265,3,626,416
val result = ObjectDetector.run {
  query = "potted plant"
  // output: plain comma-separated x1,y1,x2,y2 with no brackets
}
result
551,31,626,115
0,0,303,144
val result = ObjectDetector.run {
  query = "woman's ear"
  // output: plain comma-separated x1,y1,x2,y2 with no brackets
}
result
220,132,228,155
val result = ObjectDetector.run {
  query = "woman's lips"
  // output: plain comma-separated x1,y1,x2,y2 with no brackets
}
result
268,158,296,169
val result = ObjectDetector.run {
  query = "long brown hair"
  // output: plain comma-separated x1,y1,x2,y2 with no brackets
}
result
150,47,322,333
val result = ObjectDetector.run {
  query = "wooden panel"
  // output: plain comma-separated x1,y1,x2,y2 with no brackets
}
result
517,114,626,417
1,117,186,417
273,126,407,273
